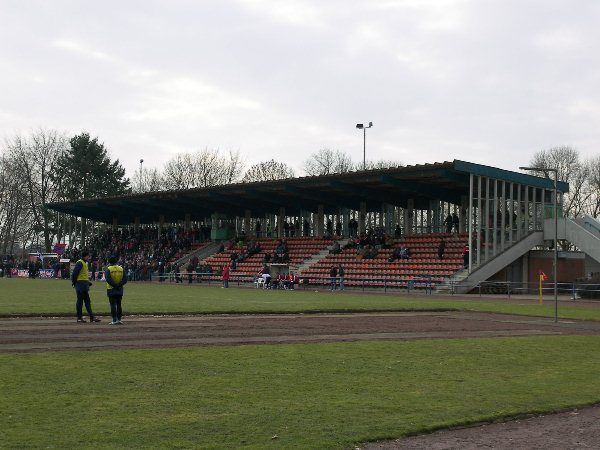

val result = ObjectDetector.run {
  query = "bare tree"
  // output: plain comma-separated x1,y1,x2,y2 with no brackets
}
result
162,148,245,190
364,159,403,170
528,146,588,219
163,153,197,190
242,160,294,182
585,155,600,218
530,146,580,183
5,129,68,251
131,167,164,193
0,152,32,255
302,148,355,176
221,149,245,184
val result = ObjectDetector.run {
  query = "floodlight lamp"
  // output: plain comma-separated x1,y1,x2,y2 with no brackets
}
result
368,122,373,127
356,124,364,129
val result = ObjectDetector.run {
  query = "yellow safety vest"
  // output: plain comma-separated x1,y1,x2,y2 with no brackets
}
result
76,259,89,282
106,265,124,289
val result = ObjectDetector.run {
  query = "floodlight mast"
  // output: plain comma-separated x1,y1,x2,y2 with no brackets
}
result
355,122,373,170
520,166,559,323
139,159,144,191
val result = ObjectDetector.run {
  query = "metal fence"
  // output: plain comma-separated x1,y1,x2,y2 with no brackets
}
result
443,279,600,299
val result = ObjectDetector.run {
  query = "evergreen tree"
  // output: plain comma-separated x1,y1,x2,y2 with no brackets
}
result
56,133,130,200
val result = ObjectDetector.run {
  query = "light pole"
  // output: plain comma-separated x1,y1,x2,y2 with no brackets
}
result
356,122,373,170
520,166,559,322
139,159,144,191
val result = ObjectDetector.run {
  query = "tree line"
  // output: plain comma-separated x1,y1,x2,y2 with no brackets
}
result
2,129,598,256
0,129,401,254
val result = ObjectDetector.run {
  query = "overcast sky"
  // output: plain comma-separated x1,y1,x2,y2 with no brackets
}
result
2,0,599,179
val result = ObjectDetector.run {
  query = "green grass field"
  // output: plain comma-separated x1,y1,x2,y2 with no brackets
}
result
1,277,600,320
2,278,600,449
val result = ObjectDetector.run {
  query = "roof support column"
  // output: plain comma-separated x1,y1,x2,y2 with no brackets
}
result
358,201,367,236
426,203,433,233
460,195,468,234
540,186,545,231
490,179,500,257
112,217,118,230
404,200,414,236
524,184,530,237
184,213,191,232
244,210,251,237
508,183,514,246
301,210,310,237
134,216,140,232
342,208,350,238
476,176,482,267
316,205,324,238
484,177,490,262
516,183,522,240
278,207,285,238
468,174,474,272
500,181,506,252
384,203,393,235
158,215,165,239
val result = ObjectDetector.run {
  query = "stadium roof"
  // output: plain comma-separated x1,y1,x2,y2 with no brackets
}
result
46,160,569,224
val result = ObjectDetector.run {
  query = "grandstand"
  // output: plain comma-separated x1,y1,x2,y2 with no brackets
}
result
200,237,334,282
300,233,466,289
46,159,600,293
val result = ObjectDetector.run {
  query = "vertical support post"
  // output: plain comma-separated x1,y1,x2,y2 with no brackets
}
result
476,176,482,267
553,173,558,323
468,174,473,273
158,215,165,239
278,207,285,238
244,210,251,237
359,202,367,236
316,205,324,238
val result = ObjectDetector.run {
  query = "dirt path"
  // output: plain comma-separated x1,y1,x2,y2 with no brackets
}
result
2,311,600,352
361,405,600,450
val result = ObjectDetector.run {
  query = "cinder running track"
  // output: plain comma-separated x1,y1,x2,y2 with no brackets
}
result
2,311,600,353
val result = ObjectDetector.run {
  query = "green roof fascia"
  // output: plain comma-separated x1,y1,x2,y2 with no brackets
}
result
453,160,569,193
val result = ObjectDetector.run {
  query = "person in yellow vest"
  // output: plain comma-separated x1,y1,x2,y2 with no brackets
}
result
105,256,127,325
71,250,101,323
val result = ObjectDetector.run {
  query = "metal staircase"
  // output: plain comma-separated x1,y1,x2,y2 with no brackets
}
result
174,241,221,267
296,239,351,273
559,217,600,263
437,231,544,294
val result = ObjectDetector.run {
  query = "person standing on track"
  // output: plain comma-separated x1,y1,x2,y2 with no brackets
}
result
71,251,100,323
105,256,127,325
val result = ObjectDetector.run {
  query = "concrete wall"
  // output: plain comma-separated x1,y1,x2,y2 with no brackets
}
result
584,255,600,278
528,250,585,284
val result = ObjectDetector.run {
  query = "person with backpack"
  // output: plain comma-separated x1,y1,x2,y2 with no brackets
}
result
105,256,127,325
